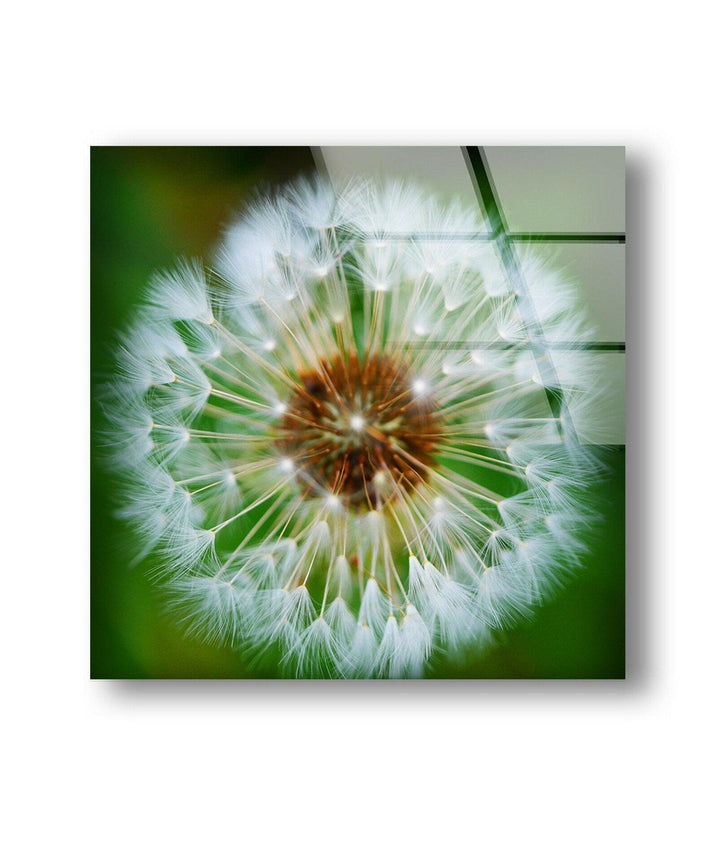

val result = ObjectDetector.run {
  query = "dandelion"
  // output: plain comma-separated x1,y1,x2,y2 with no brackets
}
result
101,177,601,678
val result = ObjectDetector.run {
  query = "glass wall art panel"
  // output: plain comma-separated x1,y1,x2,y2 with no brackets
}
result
91,146,625,679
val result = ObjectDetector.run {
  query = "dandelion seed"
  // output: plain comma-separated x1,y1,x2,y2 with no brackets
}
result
103,178,601,678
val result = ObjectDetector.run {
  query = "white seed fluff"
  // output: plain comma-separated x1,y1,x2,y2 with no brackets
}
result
102,178,602,678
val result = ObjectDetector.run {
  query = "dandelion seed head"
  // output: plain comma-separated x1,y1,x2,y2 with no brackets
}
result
103,177,602,678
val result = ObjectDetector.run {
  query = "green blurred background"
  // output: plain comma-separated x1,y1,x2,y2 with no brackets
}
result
90,146,625,679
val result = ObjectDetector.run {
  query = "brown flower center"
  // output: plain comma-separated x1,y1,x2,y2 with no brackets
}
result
275,353,442,508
